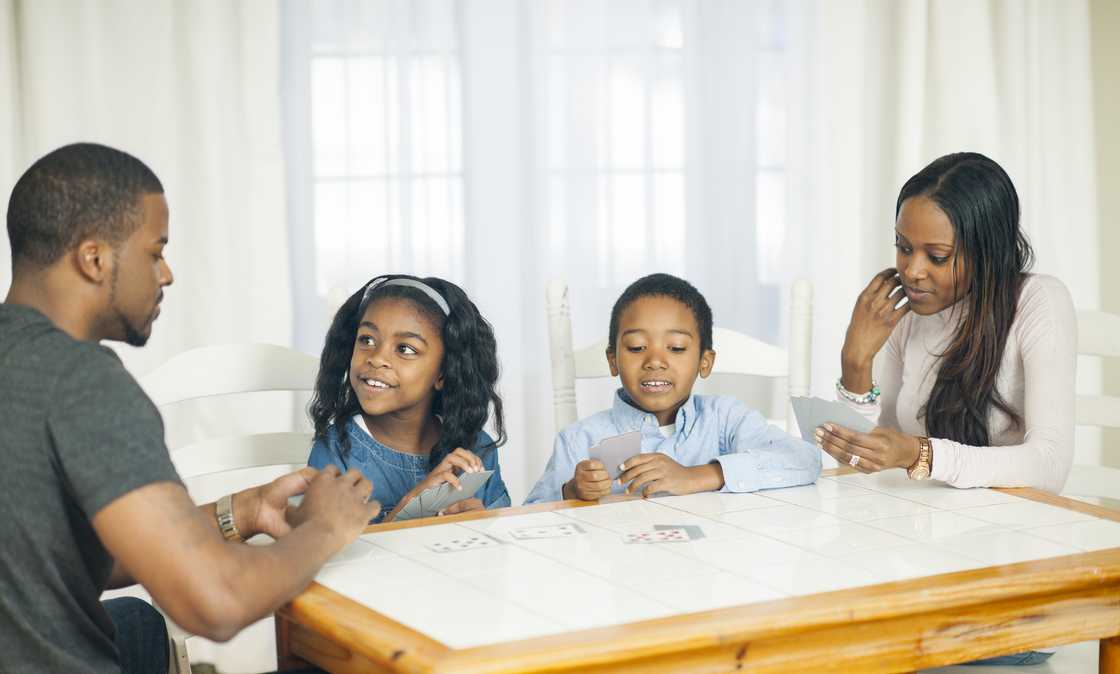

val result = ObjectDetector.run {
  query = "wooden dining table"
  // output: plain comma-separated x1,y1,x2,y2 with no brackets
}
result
275,468,1120,673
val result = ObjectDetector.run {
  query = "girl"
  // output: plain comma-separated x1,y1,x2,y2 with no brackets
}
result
308,274,511,522
819,152,1076,496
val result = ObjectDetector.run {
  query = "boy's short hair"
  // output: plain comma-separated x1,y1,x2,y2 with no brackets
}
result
7,143,164,267
608,273,714,353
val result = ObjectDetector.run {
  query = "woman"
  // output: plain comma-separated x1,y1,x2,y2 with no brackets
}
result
817,152,1076,494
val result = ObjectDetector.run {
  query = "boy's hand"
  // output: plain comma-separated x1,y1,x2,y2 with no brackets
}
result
563,459,612,501
618,454,724,497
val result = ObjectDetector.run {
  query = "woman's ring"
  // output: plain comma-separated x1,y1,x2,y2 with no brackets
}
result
849,454,861,467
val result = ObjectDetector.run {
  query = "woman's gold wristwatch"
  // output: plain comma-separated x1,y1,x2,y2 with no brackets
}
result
907,437,932,480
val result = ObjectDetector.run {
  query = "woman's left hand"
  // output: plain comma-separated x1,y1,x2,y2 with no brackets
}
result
439,498,484,516
815,424,920,473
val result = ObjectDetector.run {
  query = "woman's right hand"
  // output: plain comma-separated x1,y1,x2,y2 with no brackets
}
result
840,268,910,390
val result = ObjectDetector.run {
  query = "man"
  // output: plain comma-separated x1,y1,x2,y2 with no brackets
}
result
1,143,380,673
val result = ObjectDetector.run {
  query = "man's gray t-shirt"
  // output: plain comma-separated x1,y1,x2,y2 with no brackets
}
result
0,304,181,674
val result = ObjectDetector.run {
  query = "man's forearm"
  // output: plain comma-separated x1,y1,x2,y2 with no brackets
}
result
105,489,261,591
201,523,344,640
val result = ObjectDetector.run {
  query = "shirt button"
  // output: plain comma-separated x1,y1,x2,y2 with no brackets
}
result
738,481,746,489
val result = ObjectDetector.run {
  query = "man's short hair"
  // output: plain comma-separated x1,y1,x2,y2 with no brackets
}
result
7,143,164,267
608,273,715,353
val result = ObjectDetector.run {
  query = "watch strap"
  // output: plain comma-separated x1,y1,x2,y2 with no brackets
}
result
217,493,244,543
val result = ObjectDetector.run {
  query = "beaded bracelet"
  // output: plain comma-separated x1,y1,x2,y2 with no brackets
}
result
836,378,880,405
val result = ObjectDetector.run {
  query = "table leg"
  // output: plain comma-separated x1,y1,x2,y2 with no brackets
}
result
1103,636,1120,674
275,614,311,672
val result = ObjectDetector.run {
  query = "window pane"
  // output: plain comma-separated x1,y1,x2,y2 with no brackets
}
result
609,173,647,284
651,52,684,169
314,181,349,295
312,57,348,176
349,57,388,176
608,54,646,170
652,173,686,272
410,55,453,174
757,50,786,168
755,169,786,283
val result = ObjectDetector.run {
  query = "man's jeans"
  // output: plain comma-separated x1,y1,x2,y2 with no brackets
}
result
104,597,169,674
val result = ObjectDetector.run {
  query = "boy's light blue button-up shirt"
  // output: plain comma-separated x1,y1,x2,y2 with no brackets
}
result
524,389,821,504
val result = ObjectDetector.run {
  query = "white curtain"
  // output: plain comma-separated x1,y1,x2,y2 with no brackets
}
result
0,0,291,375
0,0,300,453
282,0,1100,500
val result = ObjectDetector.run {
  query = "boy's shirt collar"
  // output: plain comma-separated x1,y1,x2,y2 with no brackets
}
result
609,387,700,440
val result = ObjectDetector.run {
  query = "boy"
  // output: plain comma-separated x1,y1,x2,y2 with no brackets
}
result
525,273,820,503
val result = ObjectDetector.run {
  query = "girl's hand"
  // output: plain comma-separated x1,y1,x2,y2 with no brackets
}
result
815,423,920,473
418,447,483,493
439,498,484,516
617,454,724,497
386,448,483,520
841,268,910,389
432,447,484,477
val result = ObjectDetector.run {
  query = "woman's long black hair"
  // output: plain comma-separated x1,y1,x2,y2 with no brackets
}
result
309,274,507,468
898,152,1034,447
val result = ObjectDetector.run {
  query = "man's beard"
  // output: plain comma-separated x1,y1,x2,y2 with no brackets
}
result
107,263,152,347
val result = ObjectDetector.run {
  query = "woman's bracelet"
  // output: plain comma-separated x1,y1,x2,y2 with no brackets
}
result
836,378,881,405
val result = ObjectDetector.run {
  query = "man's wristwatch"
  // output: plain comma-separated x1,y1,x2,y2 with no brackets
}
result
907,437,932,480
216,493,244,542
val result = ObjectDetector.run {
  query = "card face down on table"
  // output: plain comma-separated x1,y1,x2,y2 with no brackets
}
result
589,431,643,480
396,469,494,520
790,396,875,443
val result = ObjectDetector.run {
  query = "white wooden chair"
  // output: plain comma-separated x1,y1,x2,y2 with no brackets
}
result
1065,309,1120,507
103,343,320,674
545,279,813,434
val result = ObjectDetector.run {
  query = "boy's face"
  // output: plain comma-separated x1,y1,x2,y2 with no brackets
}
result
607,295,715,426
349,297,445,419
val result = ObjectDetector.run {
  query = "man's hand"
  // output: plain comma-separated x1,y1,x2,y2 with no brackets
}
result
287,465,380,546
563,459,612,501
617,454,724,497
234,466,319,539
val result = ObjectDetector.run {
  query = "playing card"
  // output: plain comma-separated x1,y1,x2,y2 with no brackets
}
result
622,527,690,544
438,469,493,513
790,396,875,443
654,524,705,541
425,534,502,554
589,431,642,480
509,523,586,540
424,483,454,515
394,496,421,521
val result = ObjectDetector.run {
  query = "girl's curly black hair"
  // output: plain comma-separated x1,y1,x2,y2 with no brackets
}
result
309,274,506,469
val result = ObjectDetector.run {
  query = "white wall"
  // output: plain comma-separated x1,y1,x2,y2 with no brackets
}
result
1091,0,1120,466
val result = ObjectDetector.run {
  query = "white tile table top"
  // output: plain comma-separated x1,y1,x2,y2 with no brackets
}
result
311,476,1118,650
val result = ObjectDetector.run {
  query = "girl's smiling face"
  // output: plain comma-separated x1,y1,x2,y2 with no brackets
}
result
895,195,971,315
607,295,715,426
349,297,445,418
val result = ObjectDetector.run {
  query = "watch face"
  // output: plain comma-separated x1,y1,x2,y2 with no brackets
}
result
909,466,930,480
